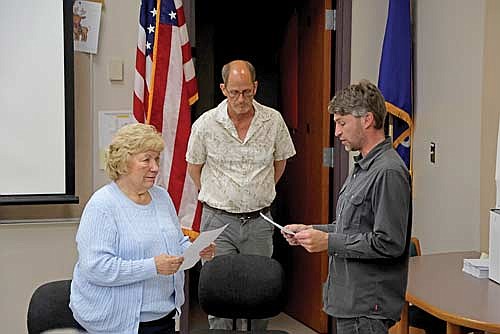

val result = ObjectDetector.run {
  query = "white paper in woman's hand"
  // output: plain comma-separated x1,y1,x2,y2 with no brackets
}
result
179,224,228,270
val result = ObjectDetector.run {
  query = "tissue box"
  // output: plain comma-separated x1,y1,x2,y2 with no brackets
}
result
489,209,500,284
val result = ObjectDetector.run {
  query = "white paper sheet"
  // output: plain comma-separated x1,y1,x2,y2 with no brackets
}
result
179,224,228,271
98,110,135,169
259,212,295,235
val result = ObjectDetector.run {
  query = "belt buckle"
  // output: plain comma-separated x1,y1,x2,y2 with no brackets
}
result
239,214,252,221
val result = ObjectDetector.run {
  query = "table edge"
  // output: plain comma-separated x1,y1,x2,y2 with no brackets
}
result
407,293,500,333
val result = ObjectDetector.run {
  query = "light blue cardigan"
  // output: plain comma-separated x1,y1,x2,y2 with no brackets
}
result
70,183,190,334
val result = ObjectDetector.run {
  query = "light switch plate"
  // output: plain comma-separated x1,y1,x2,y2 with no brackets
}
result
108,58,123,81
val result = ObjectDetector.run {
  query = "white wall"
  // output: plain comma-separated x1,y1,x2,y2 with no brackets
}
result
349,0,388,169
351,0,493,253
0,221,78,334
350,0,387,85
412,0,484,253
92,1,141,189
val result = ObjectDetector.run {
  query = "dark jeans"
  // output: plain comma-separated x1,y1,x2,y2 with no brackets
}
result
138,310,176,334
336,317,394,334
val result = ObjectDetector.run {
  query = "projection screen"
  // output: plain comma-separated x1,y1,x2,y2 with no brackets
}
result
0,0,78,205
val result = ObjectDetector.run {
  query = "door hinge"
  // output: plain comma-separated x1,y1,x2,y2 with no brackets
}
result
325,9,336,31
323,147,335,168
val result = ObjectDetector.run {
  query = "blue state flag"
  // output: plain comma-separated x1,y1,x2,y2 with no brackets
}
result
378,0,413,171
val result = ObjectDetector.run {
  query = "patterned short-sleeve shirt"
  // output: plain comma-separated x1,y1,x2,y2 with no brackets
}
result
186,99,296,213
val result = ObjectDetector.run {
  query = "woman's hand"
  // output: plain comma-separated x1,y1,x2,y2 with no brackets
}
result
154,254,184,275
199,242,216,261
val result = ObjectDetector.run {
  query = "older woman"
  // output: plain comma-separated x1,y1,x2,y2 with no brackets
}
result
70,123,215,334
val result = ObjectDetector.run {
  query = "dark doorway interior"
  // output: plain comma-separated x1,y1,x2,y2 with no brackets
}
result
194,0,299,114
193,0,301,268
191,1,341,333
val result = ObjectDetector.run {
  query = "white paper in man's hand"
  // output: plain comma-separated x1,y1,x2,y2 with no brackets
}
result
259,212,295,235
179,224,228,271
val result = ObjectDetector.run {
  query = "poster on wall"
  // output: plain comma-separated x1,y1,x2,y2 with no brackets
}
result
73,0,102,54
98,111,136,170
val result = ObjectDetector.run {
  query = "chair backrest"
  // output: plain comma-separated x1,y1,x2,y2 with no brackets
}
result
410,237,422,257
198,254,286,320
27,279,84,334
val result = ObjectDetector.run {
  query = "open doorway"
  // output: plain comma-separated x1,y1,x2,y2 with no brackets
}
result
193,0,298,116
191,1,350,333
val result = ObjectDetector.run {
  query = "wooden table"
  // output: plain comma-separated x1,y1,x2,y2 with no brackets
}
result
398,251,500,334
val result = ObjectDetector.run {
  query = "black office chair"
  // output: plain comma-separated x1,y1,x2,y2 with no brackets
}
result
192,254,288,334
27,279,85,334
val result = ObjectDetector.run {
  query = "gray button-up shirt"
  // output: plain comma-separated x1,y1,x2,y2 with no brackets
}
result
315,137,411,321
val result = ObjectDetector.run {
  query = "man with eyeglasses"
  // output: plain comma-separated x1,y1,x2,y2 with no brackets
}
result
186,60,296,330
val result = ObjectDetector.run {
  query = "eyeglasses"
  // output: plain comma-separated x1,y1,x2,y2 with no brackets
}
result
225,87,255,99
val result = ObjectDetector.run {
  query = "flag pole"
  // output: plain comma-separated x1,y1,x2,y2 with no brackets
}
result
146,0,162,125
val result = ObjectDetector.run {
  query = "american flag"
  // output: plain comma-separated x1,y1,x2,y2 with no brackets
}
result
133,0,201,232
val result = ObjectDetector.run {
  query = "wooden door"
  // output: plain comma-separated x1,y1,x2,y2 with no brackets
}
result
281,0,332,333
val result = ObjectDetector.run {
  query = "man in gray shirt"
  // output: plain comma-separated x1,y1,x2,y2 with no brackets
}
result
283,80,411,334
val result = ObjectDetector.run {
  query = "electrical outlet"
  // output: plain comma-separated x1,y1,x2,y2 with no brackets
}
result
430,142,436,163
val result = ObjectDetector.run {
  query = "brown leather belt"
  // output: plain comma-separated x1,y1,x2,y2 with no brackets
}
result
204,203,270,220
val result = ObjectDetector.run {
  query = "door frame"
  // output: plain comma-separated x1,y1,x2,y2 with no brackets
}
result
329,0,351,332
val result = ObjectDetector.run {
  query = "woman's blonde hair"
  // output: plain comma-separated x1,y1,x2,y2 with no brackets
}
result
104,123,165,181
